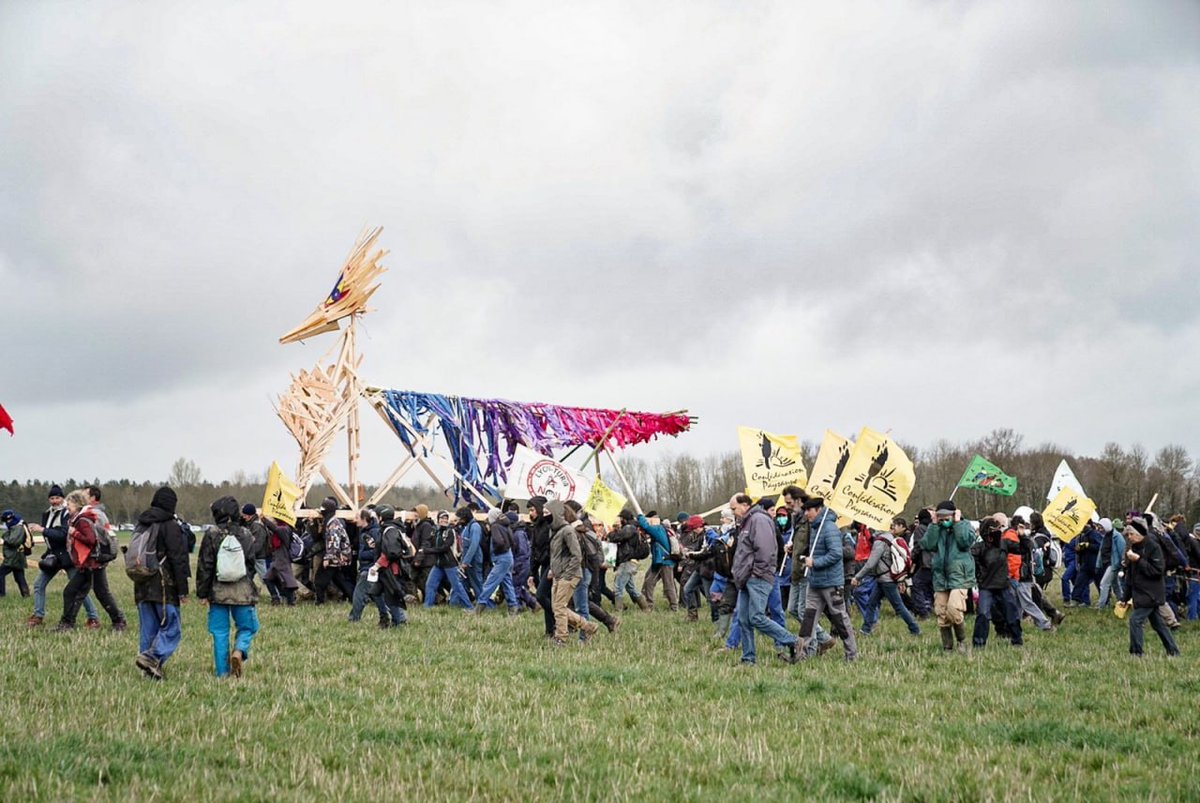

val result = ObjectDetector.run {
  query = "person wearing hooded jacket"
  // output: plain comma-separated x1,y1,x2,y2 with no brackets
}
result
474,507,518,614
852,518,921,637
547,502,599,646
422,511,472,609
457,507,485,603
920,500,974,652
1121,517,1179,657
263,518,299,605
131,486,191,680
608,509,648,612
196,496,260,678
0,509,31,597
506,502,536,610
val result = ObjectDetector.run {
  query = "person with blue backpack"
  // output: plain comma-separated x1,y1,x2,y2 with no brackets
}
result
196,496,260,679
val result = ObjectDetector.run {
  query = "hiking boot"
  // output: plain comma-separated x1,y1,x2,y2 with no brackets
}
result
85,619,100,630
26,615,43,628
669,605,679,613
230,650,244,678
507,606,520,617
54,622,75,633
606,617,621,634
1051,610,1066,626
579,623,600,644
112,620,128,632
136,652,163,680
377,616,390,629
637,597,652,612
687,609,699,622
817,638,837,657
270,598,282,606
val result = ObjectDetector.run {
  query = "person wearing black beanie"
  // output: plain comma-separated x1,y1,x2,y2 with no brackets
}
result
132,486,191,680
1121,519,1179,657
196,496,260,678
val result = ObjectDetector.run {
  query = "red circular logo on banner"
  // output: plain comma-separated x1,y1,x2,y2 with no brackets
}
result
527,460,576,500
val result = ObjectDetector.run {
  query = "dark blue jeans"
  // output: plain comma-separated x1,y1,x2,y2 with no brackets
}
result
973,587,1022,646
862,580,921,635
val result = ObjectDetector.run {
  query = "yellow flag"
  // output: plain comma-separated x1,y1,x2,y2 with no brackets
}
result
583,475,627,525
827,427,916,530
1041,486,1096,542
263,461,301,526
737,426,808,499
807,430,852,501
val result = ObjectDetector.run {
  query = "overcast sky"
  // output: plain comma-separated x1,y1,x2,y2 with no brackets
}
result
2,1,1198,487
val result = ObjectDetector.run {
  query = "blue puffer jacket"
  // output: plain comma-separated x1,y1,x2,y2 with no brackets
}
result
806,508,844,589
358,522,381,566
637,514,674,568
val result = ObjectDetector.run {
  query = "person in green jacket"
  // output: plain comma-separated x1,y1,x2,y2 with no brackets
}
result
920,500,975,652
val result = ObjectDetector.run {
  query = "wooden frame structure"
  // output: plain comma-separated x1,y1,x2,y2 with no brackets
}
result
275,227,690,517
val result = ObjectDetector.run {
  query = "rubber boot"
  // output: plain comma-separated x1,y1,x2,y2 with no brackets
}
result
713,613,731,641
939,626,954,651
953,622,968,653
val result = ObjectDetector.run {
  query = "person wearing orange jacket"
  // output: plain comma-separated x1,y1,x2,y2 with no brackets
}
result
1000,513,1053,632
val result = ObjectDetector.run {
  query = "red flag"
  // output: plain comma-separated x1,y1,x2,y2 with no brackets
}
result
0,403,12,436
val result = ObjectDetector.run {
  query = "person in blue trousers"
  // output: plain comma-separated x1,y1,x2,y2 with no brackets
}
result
195,496,260,678
729,494,799,665
424,516,472,609
473,508,518,614
457,508,485,603
130,487,192,680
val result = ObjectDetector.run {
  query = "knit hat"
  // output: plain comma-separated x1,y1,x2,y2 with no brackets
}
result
686,515,705,531
1128,517,1148,537
1099,517,1113,533
618,509,634,522
320,497,338,515
676,512,689,523
936,500,957,515
48,484,64,499
242,503,257,517
719,507,734,521
1,509,19,526
486,508,502,524
151,486,178,515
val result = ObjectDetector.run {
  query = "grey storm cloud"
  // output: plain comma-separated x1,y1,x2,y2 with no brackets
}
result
1,1,1198,484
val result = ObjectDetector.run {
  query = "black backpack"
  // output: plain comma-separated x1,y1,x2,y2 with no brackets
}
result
632,529,650,560
381,523,414,563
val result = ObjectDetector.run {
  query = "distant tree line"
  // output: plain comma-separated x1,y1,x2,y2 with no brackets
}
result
3,430,1197,526
608,428,1200,524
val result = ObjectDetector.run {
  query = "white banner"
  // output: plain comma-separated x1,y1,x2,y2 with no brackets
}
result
503,445,594,504
1046,459,1086,502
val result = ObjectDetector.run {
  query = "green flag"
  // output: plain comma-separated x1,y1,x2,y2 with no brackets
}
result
957,454,1017,496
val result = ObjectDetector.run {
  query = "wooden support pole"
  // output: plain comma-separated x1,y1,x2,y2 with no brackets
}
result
604,447,642,517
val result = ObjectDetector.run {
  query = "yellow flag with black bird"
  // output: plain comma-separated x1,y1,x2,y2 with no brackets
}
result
806,430,852,501
737,427,808,499
583,475,628,525
827,427,915,530
263,461,301,526
1041,486,1096,542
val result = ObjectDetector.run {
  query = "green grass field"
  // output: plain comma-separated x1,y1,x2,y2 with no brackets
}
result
1,554,1196,802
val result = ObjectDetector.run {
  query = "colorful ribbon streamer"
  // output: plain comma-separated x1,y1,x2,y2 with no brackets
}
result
377,390,692,500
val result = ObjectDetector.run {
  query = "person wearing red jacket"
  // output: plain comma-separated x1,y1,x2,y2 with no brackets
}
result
1000,514,1053,633
55,489,126,632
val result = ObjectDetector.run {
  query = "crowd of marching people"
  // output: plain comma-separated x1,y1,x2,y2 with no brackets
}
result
2,481,1193,680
